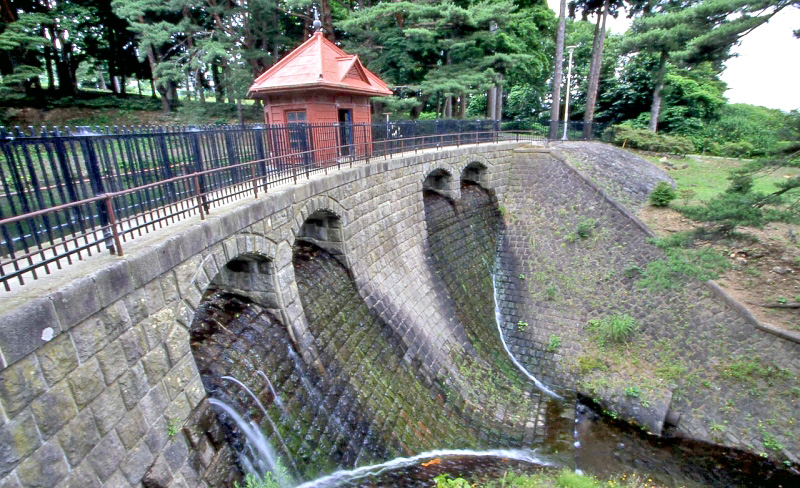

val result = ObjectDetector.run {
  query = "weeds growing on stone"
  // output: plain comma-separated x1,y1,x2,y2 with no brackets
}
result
586,314,638,346
637,233,729,290
718,357,791,386
624,386,641,398
546,335,562,352
566,218,597,242
167,417,182,438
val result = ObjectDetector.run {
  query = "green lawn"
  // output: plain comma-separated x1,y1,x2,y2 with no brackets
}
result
640,153,800,205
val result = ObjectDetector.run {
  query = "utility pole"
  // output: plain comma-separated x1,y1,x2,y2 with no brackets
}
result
562,45,577,141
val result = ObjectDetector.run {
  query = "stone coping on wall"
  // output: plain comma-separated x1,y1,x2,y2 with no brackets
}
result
0,141,526,372
547,145,800,347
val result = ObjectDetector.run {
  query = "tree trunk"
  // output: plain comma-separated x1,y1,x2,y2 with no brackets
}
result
443,96,452,118
487,87,496,120
185,72,192,101
159,87,170,113
583,0,609,139
460,94,466,118
495,76,503,121
649,50,668,132
212,64,224,103
549,0,567,139
107,28,118,94
321,0,335,41
44,45,55,92
145,45,170,113
196,69,206,103
98,71,108,91
50,27,76,95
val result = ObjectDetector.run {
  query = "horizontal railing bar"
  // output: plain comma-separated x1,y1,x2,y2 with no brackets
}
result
0,126,549,290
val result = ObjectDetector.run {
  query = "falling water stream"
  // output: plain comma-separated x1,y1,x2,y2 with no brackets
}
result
192,184,800,487
490,237,560,400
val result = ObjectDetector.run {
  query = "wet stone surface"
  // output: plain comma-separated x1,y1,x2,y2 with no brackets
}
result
188,235,573,483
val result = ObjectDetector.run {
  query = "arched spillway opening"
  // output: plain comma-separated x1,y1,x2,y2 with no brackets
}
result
422,163,560,398
187,204,579,485
291,232,573,472
189,252,303,485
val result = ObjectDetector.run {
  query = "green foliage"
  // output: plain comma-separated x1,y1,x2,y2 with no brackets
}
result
762,431,785,452
575,218,596,238
517,320,529,331
577,354,608,374
719,357,791,386
677,138,800,233
696,104,799,158
546,335,562,352
637,234,729,290
678,188,697,205
434,473,471,488
649,182,677,207
586,314,638,346
619,0,791,130
608,125,695,155
166,417,182,438
566,218,597,242
340,0,555,119
624,386,641,398
554,470,598,488
234,473,281,488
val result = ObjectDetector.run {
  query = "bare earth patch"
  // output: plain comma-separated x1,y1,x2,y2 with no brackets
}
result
639,206,800,334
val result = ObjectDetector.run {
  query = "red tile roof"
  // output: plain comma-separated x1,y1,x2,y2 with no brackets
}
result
248,32,393,97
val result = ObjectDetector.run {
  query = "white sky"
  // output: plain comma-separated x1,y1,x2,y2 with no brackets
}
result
545,1,800,113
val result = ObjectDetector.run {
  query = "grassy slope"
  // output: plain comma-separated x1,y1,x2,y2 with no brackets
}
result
637,152,800,204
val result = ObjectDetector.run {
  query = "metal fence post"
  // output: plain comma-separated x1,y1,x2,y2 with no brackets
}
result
193,174,205,220
190,132,209,213
79,135,114,253
104,194,123,256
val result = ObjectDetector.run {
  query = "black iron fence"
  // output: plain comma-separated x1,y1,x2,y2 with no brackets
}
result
501,119,609,141
2,119,546,290
0,118,604,290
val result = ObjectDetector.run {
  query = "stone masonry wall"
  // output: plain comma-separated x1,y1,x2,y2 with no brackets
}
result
496,148,800,458
2,140,796,487
0,142,521,487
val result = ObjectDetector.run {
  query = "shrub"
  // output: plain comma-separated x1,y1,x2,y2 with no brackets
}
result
607,125,696,155
546,335,562,352
649,182,677,207
566,217,597,242
678,188,697,205
587,314,638,345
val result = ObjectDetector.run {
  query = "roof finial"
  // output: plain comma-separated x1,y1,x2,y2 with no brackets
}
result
312,7,322,33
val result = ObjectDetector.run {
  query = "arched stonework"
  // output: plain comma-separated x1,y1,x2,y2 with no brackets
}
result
422,166,459,201
174,234,279,327
460,161,491,190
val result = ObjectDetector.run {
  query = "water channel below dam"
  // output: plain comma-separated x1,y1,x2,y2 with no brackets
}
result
189,183,799,487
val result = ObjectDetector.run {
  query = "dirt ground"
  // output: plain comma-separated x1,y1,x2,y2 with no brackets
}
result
639,206,800,333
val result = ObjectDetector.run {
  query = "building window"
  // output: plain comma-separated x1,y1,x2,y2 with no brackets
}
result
286,110,308,152
286,110,307,124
